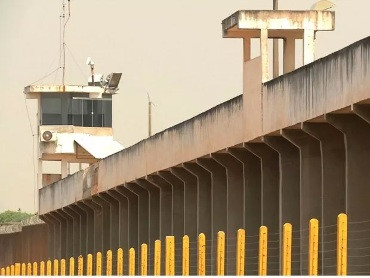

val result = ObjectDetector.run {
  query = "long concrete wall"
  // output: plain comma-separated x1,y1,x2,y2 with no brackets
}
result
0,217,49,268
17,36,370,275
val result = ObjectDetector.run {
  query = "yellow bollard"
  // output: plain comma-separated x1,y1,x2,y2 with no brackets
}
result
40,261,45,276
337,213,347,276
96,252,102,276
258,226,268,276
10,265,14,276
60,259,65,276
182,235,189,276
129,248,135,276
236,229,246,276
117,248,123,276
217,231,225,276
46,260,51,276
14,263,20,275
87,254,93,276
1,267,5,276
77,255,83,276
53,260,58,276
21,263,26,276
141,244,148,275
282,223,292,276
154,240,161,276
106,250,112,276
309,219,319,276
26,263,32,275
117,248,124,275
5,267,10,276
166,236,175,276
32,262,38,276
69,257,75,276
198,233,206,276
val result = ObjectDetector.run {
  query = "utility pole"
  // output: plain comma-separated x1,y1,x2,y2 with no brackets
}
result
273,0,279,78
147,93,152,137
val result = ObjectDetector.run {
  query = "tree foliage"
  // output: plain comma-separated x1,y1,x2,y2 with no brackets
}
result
0,210,33,224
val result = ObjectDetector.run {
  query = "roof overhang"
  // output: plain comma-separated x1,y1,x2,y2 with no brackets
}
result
222,10,335,38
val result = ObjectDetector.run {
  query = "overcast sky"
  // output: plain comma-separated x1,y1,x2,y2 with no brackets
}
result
0,0,368,213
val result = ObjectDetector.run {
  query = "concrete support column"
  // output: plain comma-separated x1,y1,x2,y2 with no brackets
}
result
263,135,301,275
184,162,212,236
70,203,89,256
123,184,148,276
116,186,139,274
116,186,139,252
135,179,160,276
260,28,269,82
155,171,184,273
63,206,82,258
158,170,185,275
326,112,370,275
127,184,149,243
246,143,280,275
243,36,251,62
107,189,129,274
100,192,120,252
282,127,322,275
303,122,346,275
40,215,55,260
49,211,65,260
91,195,111,253
283,36,295,74
61,159,69,179
107,190,129,250
171,167,198,275
56,210,74,259
183,161,213,272
228,146,261,275
147,175,172,241
212,151,244,275
303,29,315,65
136,179,160,247
158,171,185,238
197,157,227,274
197,157,227,233
81,200,102,253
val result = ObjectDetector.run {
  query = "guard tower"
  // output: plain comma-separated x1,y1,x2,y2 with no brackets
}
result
222,10,335,82
24,72,124,192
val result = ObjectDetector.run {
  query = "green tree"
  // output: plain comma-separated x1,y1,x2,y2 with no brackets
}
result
0,210,33,224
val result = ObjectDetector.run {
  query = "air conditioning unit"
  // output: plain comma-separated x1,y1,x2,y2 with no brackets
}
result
40,130,57,142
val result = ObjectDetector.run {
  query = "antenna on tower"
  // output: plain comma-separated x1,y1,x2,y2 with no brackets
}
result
62,0,71,85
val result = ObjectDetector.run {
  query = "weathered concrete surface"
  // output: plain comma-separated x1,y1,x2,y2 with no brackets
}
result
222,10,334,37
34,37,370,275
0,216,48,268
39,96,244,214
263,37,370,136
222,10,335,81
40,37,370,215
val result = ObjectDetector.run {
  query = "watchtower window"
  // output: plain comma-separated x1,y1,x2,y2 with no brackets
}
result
41,93,112,127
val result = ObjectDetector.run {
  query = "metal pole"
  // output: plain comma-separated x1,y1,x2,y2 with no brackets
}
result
273,0,279,78
148,93,152,137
